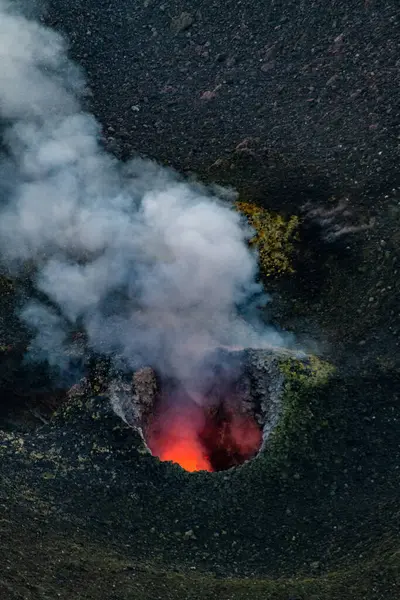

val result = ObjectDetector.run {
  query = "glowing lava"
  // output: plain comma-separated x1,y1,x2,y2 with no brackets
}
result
146,403,212,472
146,394,262,472
157,436,212,472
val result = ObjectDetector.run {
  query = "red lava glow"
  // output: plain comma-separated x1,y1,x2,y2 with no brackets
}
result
157,434,212,473
146,403,212,472
146,396,262,473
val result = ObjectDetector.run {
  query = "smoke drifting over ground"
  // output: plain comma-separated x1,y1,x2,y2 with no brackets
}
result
0,2,288,392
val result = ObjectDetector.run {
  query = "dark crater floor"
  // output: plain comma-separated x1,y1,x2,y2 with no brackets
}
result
1,2,400,599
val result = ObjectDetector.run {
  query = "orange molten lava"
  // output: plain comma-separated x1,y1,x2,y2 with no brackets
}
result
158,437,212,472
146,395,262,472
147,405,212,472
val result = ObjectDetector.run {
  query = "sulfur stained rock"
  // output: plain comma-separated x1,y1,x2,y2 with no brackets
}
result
235,201,299,278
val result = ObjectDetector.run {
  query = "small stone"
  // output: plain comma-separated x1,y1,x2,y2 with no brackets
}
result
171,12,194,33
260,60,276,72
183,529,197,540
369,297,374,302
326,74,338,86
200,89,219,100
310,561,320,570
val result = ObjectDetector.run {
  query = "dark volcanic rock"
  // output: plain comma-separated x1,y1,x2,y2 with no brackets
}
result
1,346,400,597
42,0,399,202
2,349,399,574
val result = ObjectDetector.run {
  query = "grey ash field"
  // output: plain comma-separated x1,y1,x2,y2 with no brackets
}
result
1,1,400,599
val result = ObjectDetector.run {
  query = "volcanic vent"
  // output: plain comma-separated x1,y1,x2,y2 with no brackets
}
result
109,349,285,473
0,1,292,472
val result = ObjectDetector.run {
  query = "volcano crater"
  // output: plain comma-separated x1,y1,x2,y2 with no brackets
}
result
108,348,286,473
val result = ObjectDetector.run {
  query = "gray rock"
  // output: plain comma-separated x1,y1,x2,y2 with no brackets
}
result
171,12,194,33
183,529,197,540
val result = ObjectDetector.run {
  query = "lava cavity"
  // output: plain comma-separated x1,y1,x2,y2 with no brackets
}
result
145,386,263,472
110,349,285,473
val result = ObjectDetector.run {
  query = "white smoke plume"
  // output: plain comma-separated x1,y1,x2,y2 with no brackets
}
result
0,2,288,389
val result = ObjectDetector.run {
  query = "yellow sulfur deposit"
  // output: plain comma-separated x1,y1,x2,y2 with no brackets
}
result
235,201,299,277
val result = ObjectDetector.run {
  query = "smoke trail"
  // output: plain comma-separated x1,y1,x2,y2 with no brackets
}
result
0,2,288,390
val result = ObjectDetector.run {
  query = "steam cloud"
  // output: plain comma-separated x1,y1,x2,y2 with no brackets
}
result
0,2,288,390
